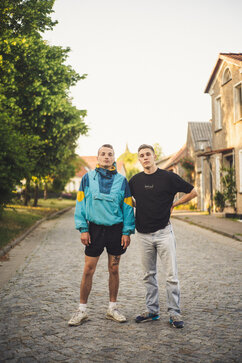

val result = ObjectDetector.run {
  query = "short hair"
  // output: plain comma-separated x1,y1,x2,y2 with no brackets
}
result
138,144,155,154
98,144,114,155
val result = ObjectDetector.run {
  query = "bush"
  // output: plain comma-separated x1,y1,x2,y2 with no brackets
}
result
189,202,197,210
214,191,225,212
221,167,236,211
181,157,195,183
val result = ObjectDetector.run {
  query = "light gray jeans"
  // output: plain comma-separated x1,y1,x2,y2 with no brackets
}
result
137,223,181,316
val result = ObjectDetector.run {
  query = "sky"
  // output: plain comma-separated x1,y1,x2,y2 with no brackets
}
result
44,0,242,159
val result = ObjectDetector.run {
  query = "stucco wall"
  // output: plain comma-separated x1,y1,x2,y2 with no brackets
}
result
211,62,242,151
209,60,242,213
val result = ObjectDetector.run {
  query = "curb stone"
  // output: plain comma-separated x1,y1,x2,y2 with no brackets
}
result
172,215,242,242
0,206,73,258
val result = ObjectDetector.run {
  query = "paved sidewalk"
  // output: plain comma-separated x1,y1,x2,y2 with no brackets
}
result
172,211,242,241
0,209,241,362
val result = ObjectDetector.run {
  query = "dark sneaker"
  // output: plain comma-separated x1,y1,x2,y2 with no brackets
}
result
169,315,184,328
135,312,160,323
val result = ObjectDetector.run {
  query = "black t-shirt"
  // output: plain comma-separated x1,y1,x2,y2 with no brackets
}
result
129,168,193,233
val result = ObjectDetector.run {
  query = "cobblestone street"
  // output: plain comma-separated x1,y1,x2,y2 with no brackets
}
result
0,209,241,363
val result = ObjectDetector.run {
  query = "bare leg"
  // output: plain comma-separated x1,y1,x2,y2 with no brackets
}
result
80,255,99,303
108,254,121,302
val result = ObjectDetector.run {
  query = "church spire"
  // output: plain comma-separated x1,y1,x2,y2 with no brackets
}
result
125,143,130,153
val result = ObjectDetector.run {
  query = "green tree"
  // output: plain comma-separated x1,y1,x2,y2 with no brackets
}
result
118,145,140,180
118,144,138,164
0,0,57,37
50,157,78,195
0,36,34,212
0,0,58,209
153,142,163,160
126,167,141,181
0,1,88,207
0,118,27,215
21,38,88,205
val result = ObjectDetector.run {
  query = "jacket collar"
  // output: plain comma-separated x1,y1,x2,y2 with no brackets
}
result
95,162,117,178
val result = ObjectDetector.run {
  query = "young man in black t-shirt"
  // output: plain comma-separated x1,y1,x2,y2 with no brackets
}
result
129,144,197,328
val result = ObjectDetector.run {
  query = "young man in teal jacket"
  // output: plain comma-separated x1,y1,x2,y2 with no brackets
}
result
68,144,135,326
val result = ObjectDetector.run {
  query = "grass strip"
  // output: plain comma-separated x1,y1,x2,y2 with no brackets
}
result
0,199,75,250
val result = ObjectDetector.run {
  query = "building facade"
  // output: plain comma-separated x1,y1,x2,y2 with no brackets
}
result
186,122,212,211
202,53,242,214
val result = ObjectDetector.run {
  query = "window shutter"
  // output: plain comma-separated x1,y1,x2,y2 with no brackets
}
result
218,98,222,129
215,156,220,191
234,82,242,122
215,96,222,129
239,150,242,193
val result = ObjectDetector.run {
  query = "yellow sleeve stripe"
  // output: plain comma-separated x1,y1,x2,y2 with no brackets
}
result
77,191,85,202
124,197,133,207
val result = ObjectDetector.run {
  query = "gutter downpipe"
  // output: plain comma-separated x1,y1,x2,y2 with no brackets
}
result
206,155,213,214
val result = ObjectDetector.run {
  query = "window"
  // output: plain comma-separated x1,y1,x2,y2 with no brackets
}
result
239,150,242,193
215,156,221,191
223,154,233,169
222,67,232,85
234,82,242,122
215,96,222,130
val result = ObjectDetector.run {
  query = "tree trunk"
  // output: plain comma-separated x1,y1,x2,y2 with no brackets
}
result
24,178,30,206
33,184,39,207
44,182,48,200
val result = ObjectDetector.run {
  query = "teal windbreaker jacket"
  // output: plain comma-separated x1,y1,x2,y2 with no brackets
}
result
74,165,135,235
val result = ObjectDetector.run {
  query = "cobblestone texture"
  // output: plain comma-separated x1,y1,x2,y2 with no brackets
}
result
0,209,241,362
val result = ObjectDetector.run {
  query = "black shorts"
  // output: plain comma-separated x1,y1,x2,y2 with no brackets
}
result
85,222,126,257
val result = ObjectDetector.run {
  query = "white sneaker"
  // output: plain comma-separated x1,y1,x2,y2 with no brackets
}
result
106,307,126,323
68,308,88,326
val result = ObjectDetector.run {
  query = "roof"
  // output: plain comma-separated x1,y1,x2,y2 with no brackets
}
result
205,53,242,93
188,122,212,152
80,156,98,170
75,165,90,178
156,144,187,170
220,53,242,62
197,147,234,157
